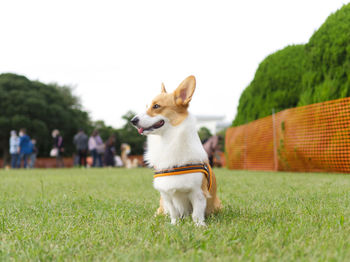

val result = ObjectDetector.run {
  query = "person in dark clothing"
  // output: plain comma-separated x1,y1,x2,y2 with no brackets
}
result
29,138,38,168
73,129,89,167
203,135,223,167
52,129,64,167
104,135,116,167
19,128,33,168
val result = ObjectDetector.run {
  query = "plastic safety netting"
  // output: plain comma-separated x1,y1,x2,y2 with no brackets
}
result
225,97,350,173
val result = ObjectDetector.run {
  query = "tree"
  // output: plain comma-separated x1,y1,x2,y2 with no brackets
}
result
198,126,212,143
116,111,146,155
91,120,116,142
233,45,305,126
233,3,350,126
299,3,350,105
0,73,91,163
90,112,147,156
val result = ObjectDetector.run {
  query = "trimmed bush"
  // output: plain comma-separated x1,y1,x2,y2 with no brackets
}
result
233,4,350,126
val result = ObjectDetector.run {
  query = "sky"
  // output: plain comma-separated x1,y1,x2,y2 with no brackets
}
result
0,0,348,128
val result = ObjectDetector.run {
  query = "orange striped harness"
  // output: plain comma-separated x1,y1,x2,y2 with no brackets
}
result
154,163,213,191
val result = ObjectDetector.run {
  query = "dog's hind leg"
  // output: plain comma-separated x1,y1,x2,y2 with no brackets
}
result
156,196,166,216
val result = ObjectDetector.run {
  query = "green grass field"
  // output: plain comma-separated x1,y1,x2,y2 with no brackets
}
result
1,168,350,261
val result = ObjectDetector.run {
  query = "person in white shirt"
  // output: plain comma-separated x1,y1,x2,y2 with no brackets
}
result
9,130,20,168
88,129,104,167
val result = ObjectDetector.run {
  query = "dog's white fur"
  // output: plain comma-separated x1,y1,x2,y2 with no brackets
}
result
140,113,208,226
133,76,220,226
145,114,208,169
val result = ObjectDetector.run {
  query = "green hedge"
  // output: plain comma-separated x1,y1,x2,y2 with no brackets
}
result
233,3,350,126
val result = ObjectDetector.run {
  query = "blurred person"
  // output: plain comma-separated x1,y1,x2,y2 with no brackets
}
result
203,135,223,167
18,128,33,168
74,129,88,167
29,138,38,168
9,130,20,168
52,129,64,167
104,135,116,167
88,129,104,167
73,153,79,166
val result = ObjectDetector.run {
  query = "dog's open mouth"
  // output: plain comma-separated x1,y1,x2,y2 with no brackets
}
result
137,120,165,134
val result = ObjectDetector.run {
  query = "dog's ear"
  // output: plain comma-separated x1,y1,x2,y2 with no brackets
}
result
174,75,196,106
161,83,167,93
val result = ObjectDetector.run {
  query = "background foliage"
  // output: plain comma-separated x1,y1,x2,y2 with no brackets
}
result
233,3,350,126
93,111,146,156
198,126,212,143
0,73,91,159
0,74,146,161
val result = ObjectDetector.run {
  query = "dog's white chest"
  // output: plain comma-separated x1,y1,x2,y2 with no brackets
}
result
153,172,204,219
153,172,203,193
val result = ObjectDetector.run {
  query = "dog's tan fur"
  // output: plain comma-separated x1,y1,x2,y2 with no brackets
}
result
146,76,195,126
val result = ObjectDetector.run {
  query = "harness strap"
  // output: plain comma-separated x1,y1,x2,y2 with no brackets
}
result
154,163,213,191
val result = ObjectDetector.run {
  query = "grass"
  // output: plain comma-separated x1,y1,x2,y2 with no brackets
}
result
1,168,350,261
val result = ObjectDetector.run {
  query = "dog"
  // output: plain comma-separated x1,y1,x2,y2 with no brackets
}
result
121,143,139,168
131,75,221,226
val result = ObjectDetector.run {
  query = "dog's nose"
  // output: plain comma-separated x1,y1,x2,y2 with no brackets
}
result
130,116,139,126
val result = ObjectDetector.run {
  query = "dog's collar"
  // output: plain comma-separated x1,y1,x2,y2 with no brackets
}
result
153,163,213,191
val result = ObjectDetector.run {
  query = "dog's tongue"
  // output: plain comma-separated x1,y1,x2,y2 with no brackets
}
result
138,127,144,134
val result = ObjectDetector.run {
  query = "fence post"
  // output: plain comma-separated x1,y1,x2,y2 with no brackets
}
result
243,119,248,170
272,108,278,171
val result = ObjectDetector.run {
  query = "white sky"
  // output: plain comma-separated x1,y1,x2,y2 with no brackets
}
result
0,0,348,128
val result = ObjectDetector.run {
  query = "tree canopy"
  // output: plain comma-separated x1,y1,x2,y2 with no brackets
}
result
93,111,146,155
198,126,213,143
233,3,350,126
0,74,146,161
0,73,91,158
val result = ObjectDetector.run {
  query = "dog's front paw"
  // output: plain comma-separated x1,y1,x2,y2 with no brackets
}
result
171,218,177,225
195,221,206,227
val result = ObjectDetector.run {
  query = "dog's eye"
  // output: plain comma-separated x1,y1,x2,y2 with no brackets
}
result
152,104,161,109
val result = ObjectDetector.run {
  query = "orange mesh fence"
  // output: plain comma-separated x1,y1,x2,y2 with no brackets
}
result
225,97,350,173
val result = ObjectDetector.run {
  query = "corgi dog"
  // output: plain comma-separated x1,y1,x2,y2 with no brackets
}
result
131,75,221,226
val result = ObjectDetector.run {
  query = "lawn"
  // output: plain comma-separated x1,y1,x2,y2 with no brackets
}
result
1,168,350,261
